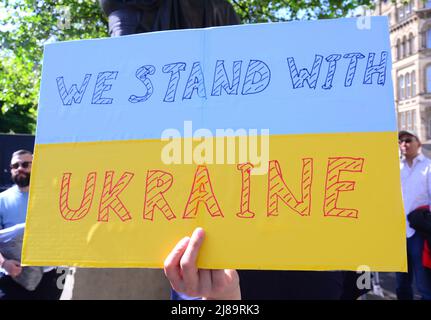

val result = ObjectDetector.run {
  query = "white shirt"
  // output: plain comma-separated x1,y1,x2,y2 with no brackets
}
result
400,153,431,238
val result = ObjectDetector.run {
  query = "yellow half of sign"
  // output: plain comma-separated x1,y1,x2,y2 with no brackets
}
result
22,131,406,271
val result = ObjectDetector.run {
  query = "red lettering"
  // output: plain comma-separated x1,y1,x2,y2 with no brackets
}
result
236,163,255,218
98,171,134,222
267,159,313,217
59,172,97,221
143,170,176,221
323,157,364,218
183,165,223,218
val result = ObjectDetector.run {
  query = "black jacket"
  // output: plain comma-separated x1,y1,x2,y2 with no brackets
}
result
100,0,240,35
408,207,431,243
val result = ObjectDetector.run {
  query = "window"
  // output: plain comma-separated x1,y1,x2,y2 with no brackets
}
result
397,39,401,60
406,73,411,99
406,38,411,56
412,71,416,96
412,110,417,132
427,65,431,92
427,29,431,48
409,34,414,55
406,2,411,15
399,75,405,100
399,6,405,21
402,37,407,57
400,112,406,130
407,111,412,130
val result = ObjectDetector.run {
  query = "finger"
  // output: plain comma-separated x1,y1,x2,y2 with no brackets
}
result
9,260,21,267
198,269,212,297
213,269,240,296
180,228,205,290
164,236,190,289
10,267,20,278
12,267,22,278
211,269,228,293
225,269,239,282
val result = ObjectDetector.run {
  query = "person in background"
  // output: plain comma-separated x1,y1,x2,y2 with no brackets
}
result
397,130,431,300
0,150,63,300
99,0,240,37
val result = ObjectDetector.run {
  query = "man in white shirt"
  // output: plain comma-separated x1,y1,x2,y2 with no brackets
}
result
397,130,431,300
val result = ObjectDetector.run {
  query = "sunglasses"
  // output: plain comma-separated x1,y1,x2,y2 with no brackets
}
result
10,161,32,170
399,138,413,144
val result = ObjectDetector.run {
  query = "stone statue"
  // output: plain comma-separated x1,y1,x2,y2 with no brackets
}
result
99,0,240,36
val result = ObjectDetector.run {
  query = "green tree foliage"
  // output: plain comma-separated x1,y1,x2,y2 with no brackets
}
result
0,0,107,133
0,0,373,133
230,0,373,23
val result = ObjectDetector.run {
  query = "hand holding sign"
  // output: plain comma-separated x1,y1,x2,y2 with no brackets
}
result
164,228,240,300
2,259,22,278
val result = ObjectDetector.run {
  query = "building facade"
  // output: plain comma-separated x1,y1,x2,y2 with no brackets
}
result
375,0,431,150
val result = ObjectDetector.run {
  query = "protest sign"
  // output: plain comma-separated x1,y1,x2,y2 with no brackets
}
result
22,17,406,271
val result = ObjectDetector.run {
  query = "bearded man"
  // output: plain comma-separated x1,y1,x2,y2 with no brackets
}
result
0,150,63,300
